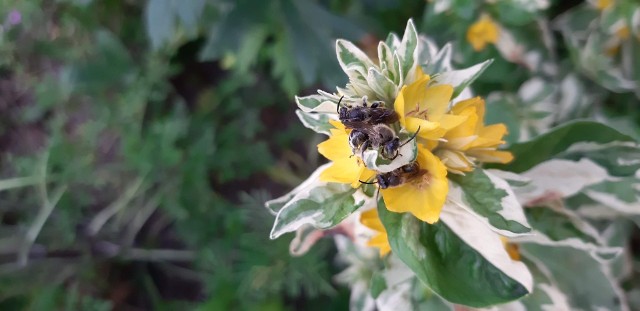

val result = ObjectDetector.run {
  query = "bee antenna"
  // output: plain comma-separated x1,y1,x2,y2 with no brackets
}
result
337,96,344,113
359,179,377,185
399,125,421,147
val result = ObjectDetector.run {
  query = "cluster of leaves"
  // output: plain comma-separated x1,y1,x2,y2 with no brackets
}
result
0,0,383,309
267,1,640,310
1,0,639,310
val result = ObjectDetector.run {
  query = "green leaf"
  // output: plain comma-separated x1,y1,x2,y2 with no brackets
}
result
378,204,530,307
295,110,334,135
270,183,363,239
369,272,387,299
525,207,599,244
336,39,374,80
421,43,453,75
491,121,636,173
145,0,175,49
449,169,531,235
265,164,330,215
429,59,493,98
295,94,337,113
522,244,628,311
397,19,419,83
561,142,640,177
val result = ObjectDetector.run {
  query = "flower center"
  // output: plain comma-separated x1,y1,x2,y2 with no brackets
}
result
405,103,429,120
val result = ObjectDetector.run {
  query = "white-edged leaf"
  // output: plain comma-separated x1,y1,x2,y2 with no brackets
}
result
265,163,330,215
295,94,338,113
513,229,622,263
270,181,364,239
439,202,534,294
379,201,532,307
421,42,453,75
366,68,397,103
429,59,493,97
336,39,375,80
397,19,419,83
289,224,325,256
521,244,629,311
516,158,610,206
377,42,397,83
449,169,532,236
295,110,336,135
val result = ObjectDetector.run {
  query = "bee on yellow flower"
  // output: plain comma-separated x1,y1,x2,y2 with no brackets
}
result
319,66,512,232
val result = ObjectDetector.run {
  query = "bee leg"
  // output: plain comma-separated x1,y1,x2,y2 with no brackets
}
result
359,179,377,185
399,125,421,147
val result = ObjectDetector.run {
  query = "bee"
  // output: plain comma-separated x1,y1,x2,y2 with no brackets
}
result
361,161,425,189
337,96,399,129
338,96,415,160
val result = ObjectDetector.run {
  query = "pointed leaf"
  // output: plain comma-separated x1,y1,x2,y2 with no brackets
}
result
270,182,364,239
490,121,636,173
378,201,532,307
265,163,330,214
449,169,531,235
429,60,493,97
295,110,335,135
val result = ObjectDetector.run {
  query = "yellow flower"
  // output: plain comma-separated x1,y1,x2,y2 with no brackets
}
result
466,15,500,52
595,0,614,11
435,97,513,174
500,236,521,261
360,209,391,256
318,113,449,223
394,67,467,145
379,146,449,223
317,120,376,187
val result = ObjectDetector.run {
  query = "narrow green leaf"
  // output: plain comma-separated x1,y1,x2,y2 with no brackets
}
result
398,20,419,82
369,272,387,299
490,120,636,173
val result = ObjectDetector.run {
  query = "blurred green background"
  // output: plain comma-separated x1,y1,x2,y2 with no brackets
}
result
0,0,638,310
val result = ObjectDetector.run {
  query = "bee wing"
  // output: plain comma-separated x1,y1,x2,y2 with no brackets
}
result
342,121,371,130
369,109,399,124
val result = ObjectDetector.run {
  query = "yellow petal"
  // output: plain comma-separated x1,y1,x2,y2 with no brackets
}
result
438,114,470,131
436,149,475,173
317,132,352,162
596,0,614,10
361,209,385,232
466,15,500,51
467,123,508,149
406,117,444,140
320,158,362,184
394,86,408,127
467,149,514,164
368,233,391,257
381,149,448,223
360,209,391,257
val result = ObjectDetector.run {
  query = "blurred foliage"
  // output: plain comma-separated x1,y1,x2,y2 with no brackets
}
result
0,0,639,310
